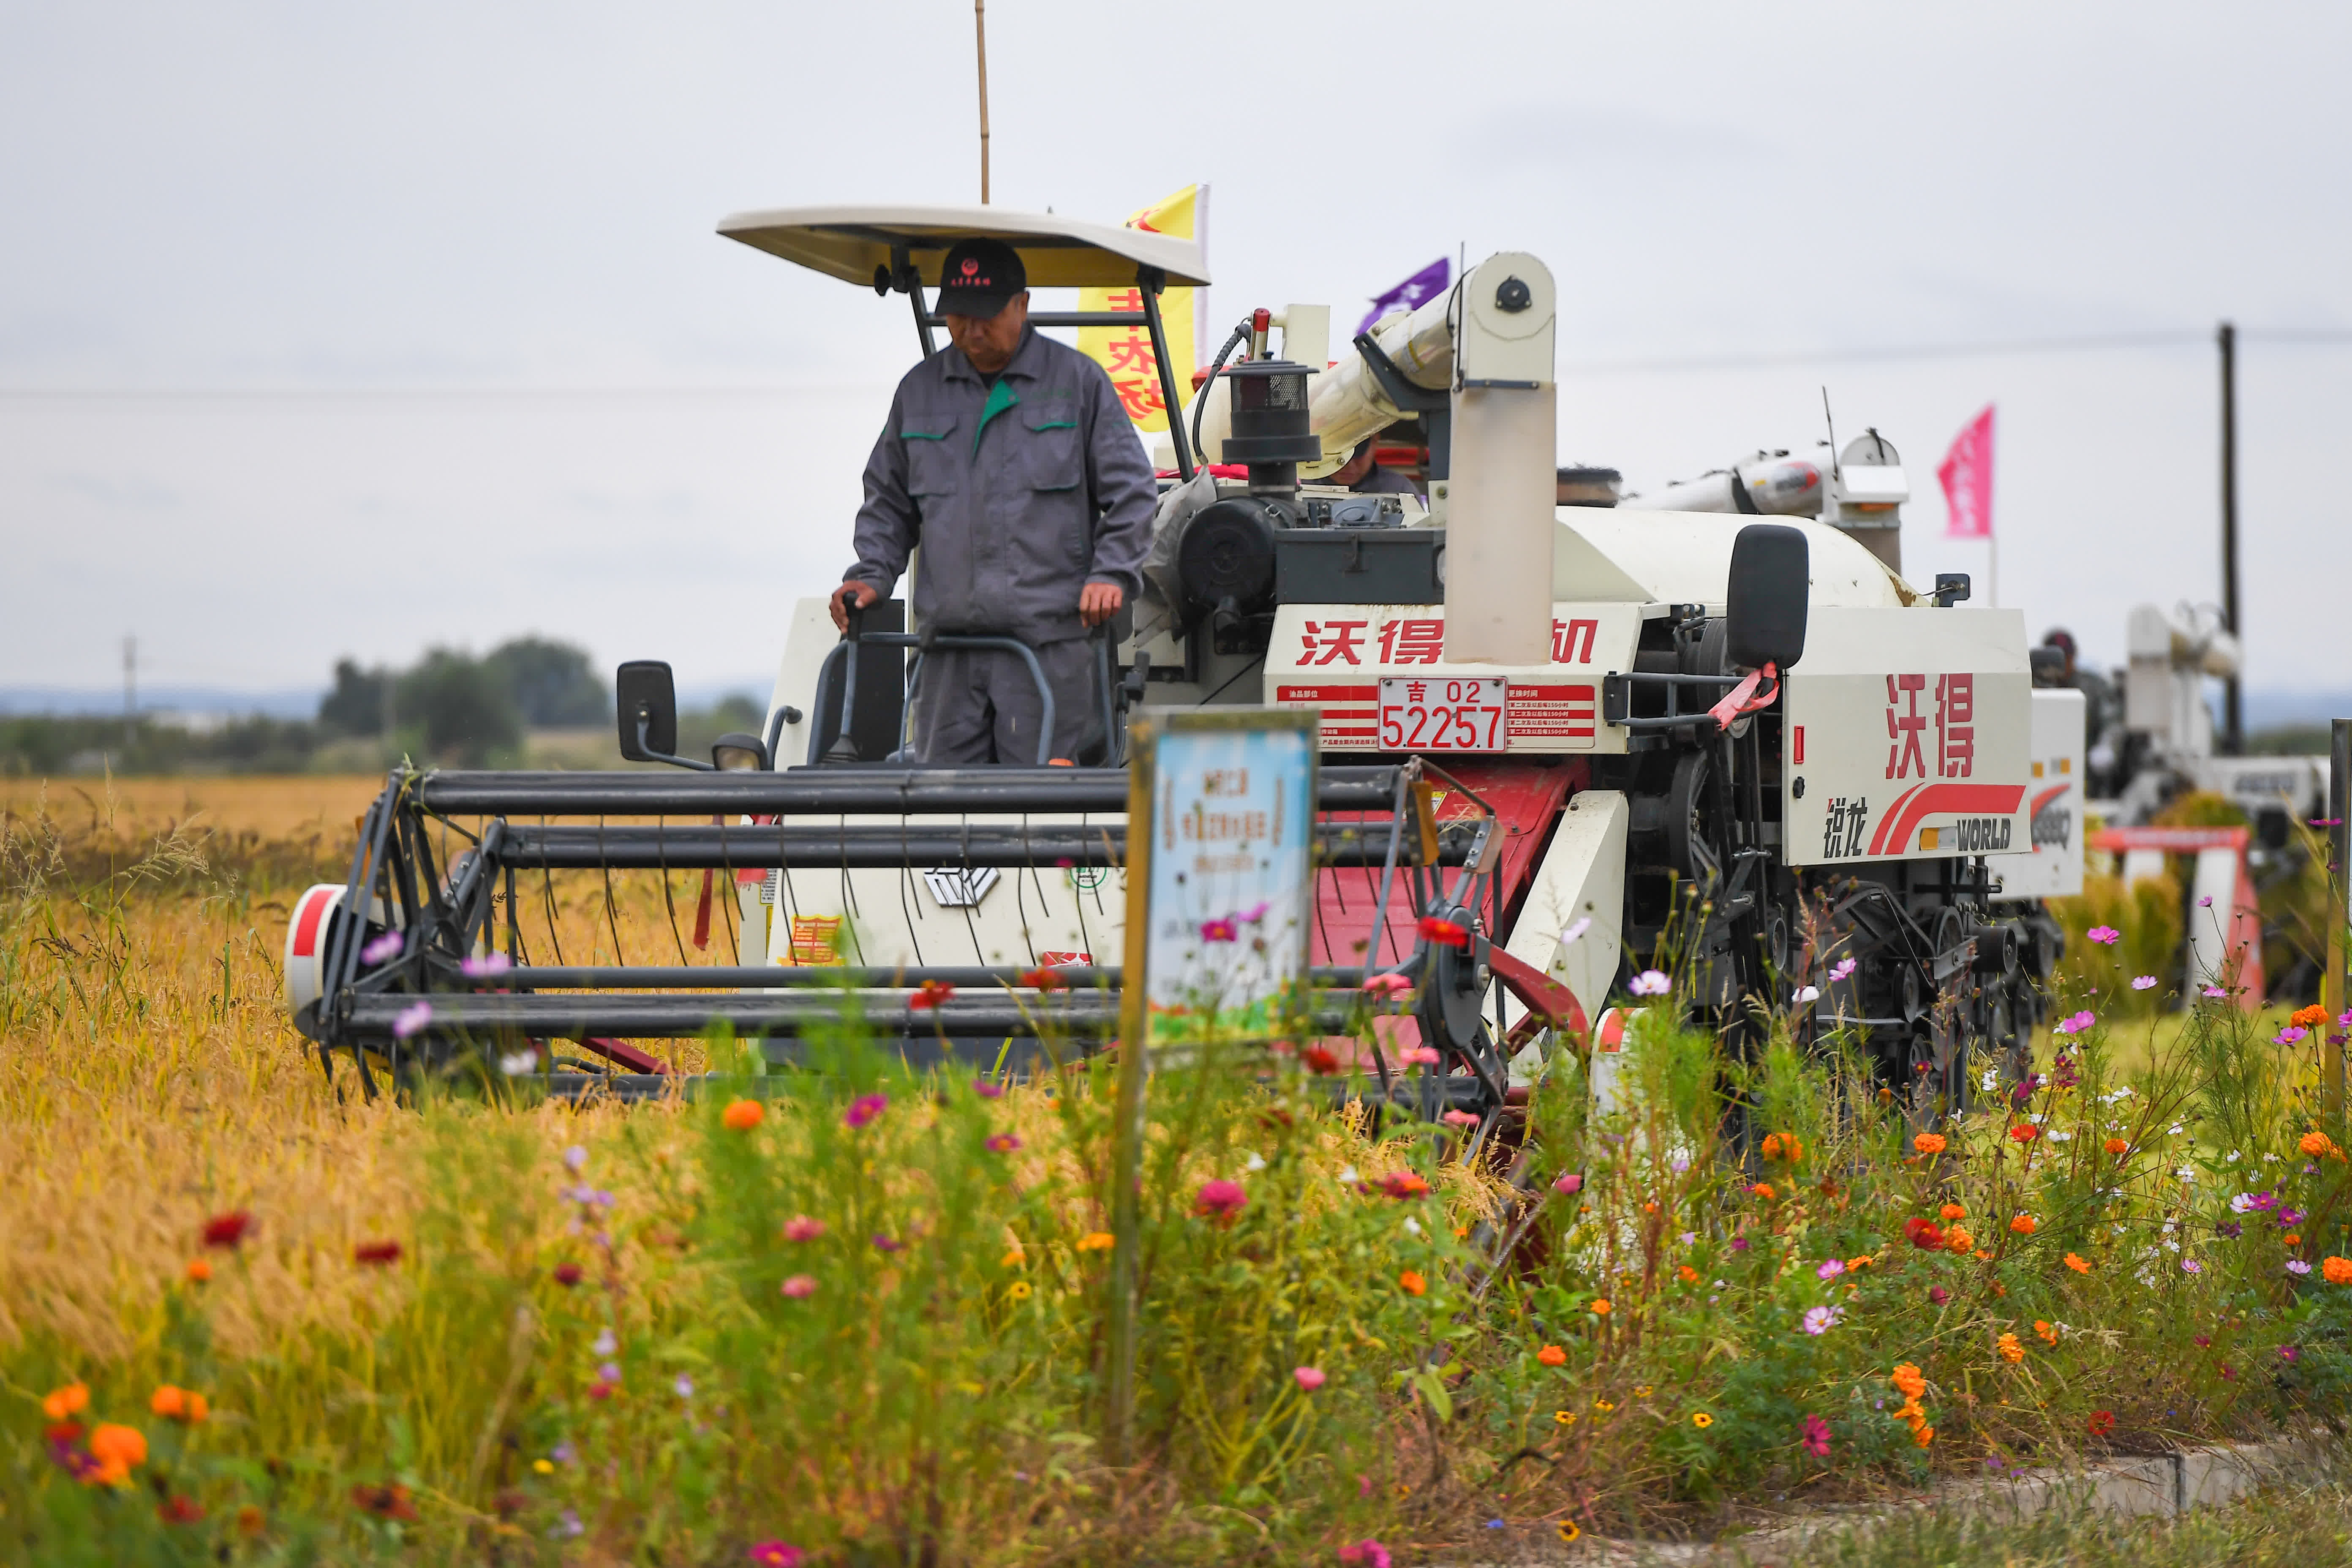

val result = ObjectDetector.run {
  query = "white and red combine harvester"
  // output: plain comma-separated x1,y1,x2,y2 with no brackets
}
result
284,204,2077,1126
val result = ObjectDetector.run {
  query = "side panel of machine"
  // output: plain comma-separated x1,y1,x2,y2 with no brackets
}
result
1265,601,1643,754
1782,607,2031,866
1988,689,2086,902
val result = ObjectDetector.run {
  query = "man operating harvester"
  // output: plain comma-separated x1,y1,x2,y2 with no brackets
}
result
830,237,1157,764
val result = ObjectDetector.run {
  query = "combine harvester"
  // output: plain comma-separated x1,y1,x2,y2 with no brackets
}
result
284,204,2079,1127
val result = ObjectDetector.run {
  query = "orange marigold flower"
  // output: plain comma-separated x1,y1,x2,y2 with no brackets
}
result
2284,1233,2302,1245
1537,1344,1567,1367
41,1383,89,1421
2009,1124,2039,1143
1848,1254,1874,1270
721,1099,764,1131
2010,1214,2037,1235
150,1386,185,1419
1590,1298,1613,1315
1678,1264,1701,1283
1913,1132,1948,1155
2322,1256,2352,1286
2292,1004,2331,1027
2300,1132,2340,1159
1760,1133,1782,1160
184,1258,212,1284
1997,1333,2025,1364
1750,1182,1775,1200
2035,1320,2059,1345
1890,1364,1927,1399
2104,1138,2130,1156
1398,1269,1427,1297
1944,1227,1975,1254
87,1424,147,1471
1075,1231,1116,1253
2064,1252,2091,1274
1914,1424,1937,1448
1940,1203,1967,1221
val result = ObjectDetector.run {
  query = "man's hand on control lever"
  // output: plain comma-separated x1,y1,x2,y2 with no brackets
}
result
1078,581,1124,629
829,580,879,634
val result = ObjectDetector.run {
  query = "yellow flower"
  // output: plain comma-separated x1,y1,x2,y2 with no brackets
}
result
1633,1385,1652,1399
1006,1281,1032,1301
532,1459,554,1475
1997,1332,2025,1364
1556,1521,1582,1542
1554,1410,1576,1426
1074,1231,1115,1253
1690,1411,1714,1428
1593,1398,1615,1413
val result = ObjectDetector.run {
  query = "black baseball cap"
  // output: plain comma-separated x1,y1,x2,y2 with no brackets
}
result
936,237,1027,318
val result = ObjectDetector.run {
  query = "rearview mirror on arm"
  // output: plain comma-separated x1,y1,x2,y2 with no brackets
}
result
615,660,714,771
1726,523,1809,671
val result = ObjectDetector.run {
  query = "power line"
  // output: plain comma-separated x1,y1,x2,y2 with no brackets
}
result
0,326,2345,406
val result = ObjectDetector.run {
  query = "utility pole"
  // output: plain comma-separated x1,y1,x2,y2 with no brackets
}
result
974,0,991,204
122,635,137,746
2219,321,2243,755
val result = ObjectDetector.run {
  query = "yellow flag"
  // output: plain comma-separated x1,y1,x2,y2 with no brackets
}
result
1077,183,1200,436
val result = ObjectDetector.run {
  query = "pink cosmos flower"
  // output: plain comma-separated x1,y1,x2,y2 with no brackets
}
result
1802,1413,1832,1457
2130,975,2156,991
1552,1173,1584,1195
1629,969,1671,996
1200,918,1238,943
2203,985,2228,999
1338,1541,1392,1568
1816,1259,1846,1280
1239,902,1269,923
843,1093,889,1130
1559,917,1592,945
461,951,512,977
780,1274,817,1298
1801,1304,1842,1335
392,1001,433,1039
2086,925,2120,945
1402,1045,1441,1066
972,1079,1004,1099
1362,973,1413,997
361,930,406,965
748,1543,805,1568
1828,956,1857,982
1195,1179,1247,1219
2276,1026,2308,1046
1294,1366,1327,1391
782,1216,824,1242
1440,1110,1481,1127
985,1133,1021,1153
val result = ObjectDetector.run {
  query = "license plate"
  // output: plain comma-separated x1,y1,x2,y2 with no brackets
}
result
1377,677,1506,751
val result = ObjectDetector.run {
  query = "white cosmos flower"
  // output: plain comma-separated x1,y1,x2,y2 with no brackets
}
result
499,1050,538,1076
1793,985,1821,1005
1245,1153,1267,1172
1560,917,1592,945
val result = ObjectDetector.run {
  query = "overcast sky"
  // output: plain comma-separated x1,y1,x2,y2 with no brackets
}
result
4,1,2348,711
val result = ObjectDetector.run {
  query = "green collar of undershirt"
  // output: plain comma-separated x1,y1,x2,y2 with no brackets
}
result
974,379,1020,454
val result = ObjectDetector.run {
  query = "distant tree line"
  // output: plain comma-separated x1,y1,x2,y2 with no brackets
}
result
2,637,616,776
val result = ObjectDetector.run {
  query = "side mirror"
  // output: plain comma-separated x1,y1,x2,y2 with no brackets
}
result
615,661,713,770
1726,523,1809,670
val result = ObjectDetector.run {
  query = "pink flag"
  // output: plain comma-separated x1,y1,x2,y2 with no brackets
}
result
1938,405,1995,539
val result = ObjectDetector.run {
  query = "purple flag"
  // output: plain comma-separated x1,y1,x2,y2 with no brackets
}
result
1356,258,1450,338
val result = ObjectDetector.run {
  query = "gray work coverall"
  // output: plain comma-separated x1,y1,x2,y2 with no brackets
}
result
845,326,1158,763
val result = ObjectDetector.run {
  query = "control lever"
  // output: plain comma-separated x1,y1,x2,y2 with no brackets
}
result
822,602,865,763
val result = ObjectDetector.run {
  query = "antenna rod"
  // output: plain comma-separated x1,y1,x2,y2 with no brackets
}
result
2219,321,2242,754
975,0,991,204
1821,387,1840,477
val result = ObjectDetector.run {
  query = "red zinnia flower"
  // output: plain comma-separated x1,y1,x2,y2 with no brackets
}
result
909,979,956,1010
1303,1044,1342,1075
1903,1217,1946,1251
1417,916,1470,948
353,1239,402,1266
2087,1410,2116,1437
202,1211,253,1250
552,1261,584,1287
1018,967,1068,990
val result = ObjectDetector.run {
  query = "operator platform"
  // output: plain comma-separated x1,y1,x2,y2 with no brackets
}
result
828,236,1157,765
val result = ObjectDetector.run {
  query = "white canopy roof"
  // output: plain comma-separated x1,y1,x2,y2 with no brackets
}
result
717,204,1210,290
